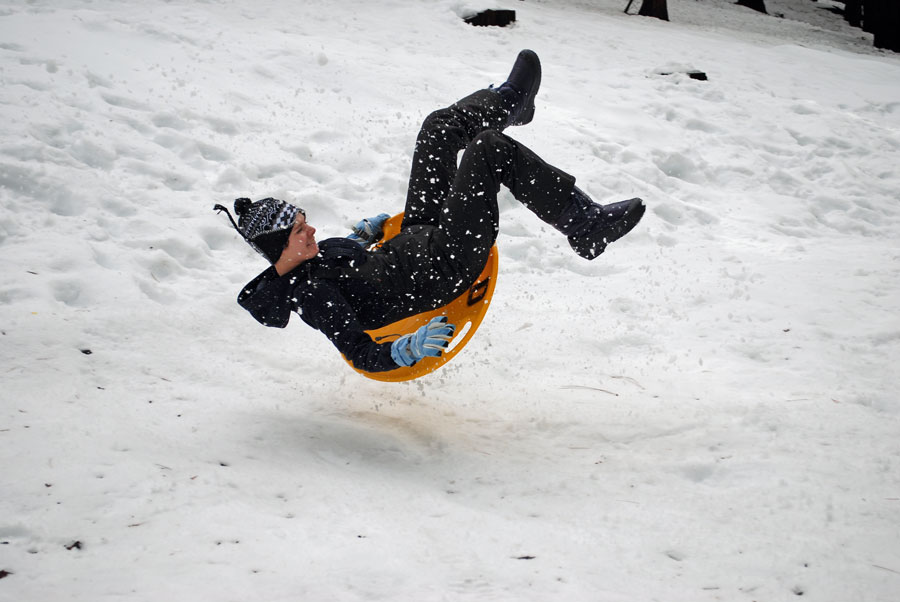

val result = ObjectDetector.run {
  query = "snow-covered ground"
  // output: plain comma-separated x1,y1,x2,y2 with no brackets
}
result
2,0,899,600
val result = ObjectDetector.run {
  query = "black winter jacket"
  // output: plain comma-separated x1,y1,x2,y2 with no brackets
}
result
237,230,480,373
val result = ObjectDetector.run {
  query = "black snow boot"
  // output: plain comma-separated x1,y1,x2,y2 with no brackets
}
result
556,187,645,260
493,49,541,127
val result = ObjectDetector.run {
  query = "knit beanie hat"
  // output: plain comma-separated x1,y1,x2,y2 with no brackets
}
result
214,197,304,264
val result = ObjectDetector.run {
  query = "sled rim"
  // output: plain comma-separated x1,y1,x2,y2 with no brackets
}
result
344,213,498,382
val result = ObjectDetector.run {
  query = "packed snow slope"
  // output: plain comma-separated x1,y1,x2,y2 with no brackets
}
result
1,1,899,600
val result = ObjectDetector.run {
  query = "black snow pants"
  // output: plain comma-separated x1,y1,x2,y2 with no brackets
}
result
400,89,577,284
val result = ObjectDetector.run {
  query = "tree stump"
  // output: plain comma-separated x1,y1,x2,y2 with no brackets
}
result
464,9,516,27
638,0,669,21
873,1,900,52
862,0,878,33
844,0,862,27
736,0,768,14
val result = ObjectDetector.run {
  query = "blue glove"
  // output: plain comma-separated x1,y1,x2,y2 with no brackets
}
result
390,316,456,367
347,213,391,247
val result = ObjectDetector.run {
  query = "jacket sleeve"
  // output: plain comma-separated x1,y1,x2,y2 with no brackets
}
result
294,278,399,373
237,266,296,328
237,266,399,373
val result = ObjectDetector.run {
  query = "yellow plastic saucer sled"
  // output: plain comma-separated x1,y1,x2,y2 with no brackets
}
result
343,213,498,382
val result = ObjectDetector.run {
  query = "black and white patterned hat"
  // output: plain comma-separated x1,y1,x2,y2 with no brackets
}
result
214,197,305,264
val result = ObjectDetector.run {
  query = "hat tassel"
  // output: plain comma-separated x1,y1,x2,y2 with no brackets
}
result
213,204,247,241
